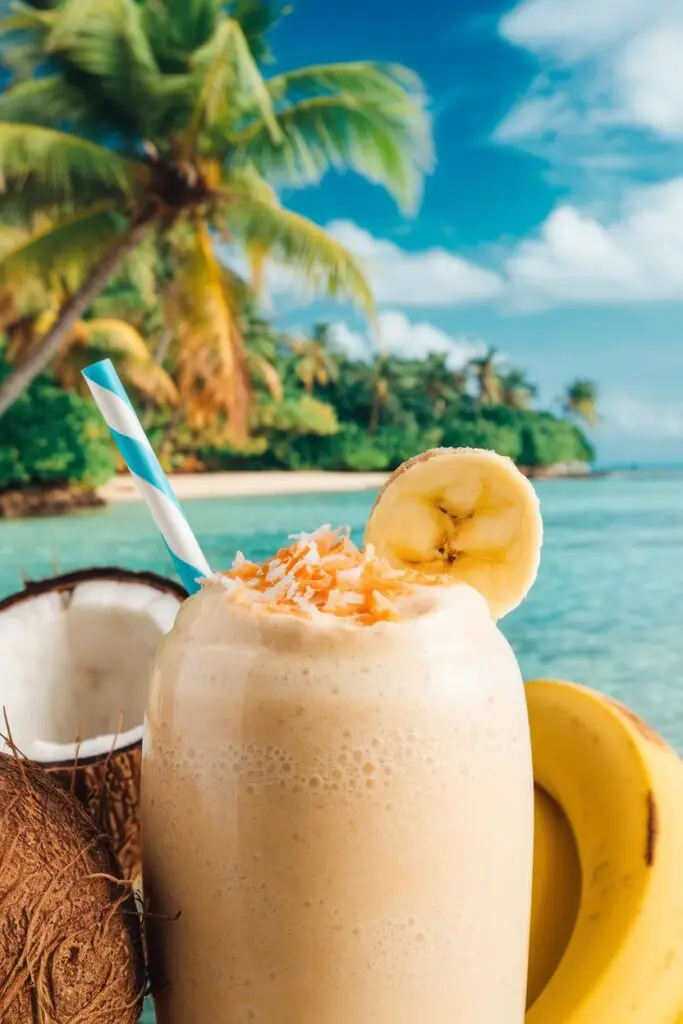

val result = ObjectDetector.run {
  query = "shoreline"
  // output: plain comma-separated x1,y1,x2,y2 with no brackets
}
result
98,471,391,503
0,464,601,519
100,464,596,504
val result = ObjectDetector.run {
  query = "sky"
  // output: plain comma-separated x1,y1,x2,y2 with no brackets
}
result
256,0,683,465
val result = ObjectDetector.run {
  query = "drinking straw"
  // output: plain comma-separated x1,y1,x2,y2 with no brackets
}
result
81,358,211,595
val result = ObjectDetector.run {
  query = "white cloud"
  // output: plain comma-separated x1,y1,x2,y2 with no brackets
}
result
327,221,504,306
600,393,683,438
326,322,369,361
500,0,661,60
618,23,683,136
496,0,683,165
328,311,484,368
223,180,683,314
505,177,683,306
219,222,503,310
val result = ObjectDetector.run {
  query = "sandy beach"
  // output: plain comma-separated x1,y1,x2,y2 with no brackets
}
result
98,471,390,503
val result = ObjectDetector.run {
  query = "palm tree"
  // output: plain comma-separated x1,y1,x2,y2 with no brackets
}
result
500,368,537,410
0,0,433,438
468,346,501,406
563,379,598,427
291,323,339,394
417,352,467,416
368,354,406,433
5,309,177,405
0,217,176,405
240,301,285,402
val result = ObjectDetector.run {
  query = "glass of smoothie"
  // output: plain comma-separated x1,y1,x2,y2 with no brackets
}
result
141,447,542,1023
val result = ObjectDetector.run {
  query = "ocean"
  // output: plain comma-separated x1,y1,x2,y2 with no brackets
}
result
2,470,683,751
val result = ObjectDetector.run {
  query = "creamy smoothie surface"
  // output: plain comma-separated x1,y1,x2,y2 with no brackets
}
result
142,523,534,1023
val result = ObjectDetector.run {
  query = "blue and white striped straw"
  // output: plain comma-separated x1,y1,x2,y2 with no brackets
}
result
81,359,211,595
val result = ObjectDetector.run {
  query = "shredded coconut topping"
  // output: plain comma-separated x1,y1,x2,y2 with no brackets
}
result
207,525,423,625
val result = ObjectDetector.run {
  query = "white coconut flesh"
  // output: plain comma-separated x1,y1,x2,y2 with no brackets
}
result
0,575,182,763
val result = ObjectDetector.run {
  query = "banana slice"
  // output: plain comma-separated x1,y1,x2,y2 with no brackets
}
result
364,447,543,619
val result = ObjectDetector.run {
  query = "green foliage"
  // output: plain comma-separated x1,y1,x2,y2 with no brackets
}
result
322,424,391,472
564,379,599,428
0,355,116,489
519,414,595,468
255,394,339,437
136,320,596,476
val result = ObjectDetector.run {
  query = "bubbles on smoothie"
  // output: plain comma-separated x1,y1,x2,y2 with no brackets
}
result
171,723,448,801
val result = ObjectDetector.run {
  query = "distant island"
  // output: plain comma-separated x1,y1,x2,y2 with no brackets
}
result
0,313,597,518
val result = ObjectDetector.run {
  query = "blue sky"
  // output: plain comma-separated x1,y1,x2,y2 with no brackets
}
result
258,0,683,464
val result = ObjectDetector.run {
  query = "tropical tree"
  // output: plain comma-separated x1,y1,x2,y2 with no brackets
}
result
468,346,502,406
365,354,419,433
500,368,537,410
418,352,467,415
291,323,339,394
0,0,433,437
0,218,176,405
5,310,177,404
563,379,598,428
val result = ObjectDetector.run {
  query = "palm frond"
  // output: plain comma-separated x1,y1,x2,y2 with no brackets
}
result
217,173,375,315
0,123,146,203
0,202,127,299
0,222,49,318
0,4,56,76
44,0,162,133
1,6,56,33
0,223,29,259
78,317,153,359
231,94,432,214
167,223,251,441
71,317,178,403
249,351,283,401
0,77,90,128
267,62,425,107
185,15,280,154
143,0,221,61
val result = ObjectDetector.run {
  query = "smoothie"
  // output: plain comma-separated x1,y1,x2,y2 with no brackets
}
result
142,522,534,1023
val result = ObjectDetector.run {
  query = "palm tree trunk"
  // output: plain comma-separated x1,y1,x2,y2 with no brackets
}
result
142,327,174,428
0,208,156,419
153,326,174,365
369,390,380,434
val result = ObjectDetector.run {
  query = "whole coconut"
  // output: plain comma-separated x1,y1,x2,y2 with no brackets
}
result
0,751,145,1023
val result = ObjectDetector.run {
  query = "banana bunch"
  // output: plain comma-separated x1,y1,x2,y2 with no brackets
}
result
367,447,683,1022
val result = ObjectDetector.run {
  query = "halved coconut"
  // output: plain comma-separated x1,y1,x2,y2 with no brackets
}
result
0,567,185,882
0,751,145,1023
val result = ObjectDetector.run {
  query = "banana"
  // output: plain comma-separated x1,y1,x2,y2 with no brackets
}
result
528,784,581,1009
526,679,683,1023
364,447,542,619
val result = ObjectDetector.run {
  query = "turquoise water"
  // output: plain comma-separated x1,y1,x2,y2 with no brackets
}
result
2,471,683,1024
2,472,683,751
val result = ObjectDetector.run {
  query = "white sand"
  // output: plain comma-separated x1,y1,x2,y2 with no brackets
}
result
99,471,389,503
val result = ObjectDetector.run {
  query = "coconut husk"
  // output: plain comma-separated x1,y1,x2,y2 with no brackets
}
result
47,738,143,884
0,750,145,1023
